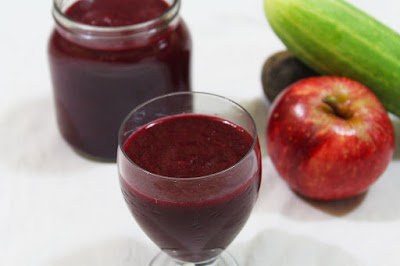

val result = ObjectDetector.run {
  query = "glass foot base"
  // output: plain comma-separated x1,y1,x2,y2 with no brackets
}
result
149,251,238,266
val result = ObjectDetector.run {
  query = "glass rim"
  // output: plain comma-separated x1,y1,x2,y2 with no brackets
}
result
118,91,259,181
52,0,180,34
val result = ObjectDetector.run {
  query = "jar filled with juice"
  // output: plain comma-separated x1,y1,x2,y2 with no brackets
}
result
48,0,192,161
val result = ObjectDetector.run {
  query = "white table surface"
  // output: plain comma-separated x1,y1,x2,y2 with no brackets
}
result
1,0,400,265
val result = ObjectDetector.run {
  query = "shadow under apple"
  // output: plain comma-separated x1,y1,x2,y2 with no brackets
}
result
256,157,400,221
296,191,367,217
0,96,97,175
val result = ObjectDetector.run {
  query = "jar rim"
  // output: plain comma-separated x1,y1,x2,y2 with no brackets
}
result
52,0,180,34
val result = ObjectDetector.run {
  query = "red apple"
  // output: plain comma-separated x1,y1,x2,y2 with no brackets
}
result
266,76,395,200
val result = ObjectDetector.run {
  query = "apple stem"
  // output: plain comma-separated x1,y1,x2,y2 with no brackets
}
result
322,95,353,119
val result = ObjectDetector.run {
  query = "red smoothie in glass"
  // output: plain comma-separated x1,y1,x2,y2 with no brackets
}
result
119,114,261,262
48,0,191,160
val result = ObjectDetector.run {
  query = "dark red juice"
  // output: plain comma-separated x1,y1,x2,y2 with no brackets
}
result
119,114,261,262
48,0,191,160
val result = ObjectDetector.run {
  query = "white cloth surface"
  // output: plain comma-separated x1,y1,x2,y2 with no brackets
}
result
1,0,400,265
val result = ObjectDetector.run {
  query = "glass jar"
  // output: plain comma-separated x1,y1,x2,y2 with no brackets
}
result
48,0,192,161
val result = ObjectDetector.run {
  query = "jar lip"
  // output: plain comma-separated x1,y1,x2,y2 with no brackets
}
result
53,0,180,33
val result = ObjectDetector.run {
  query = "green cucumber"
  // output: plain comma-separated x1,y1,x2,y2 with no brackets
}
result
264,0,400,117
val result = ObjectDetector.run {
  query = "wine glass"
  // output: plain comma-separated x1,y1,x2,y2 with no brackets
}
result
117,92,262,265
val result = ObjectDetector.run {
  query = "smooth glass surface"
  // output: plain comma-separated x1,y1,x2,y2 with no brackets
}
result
117,92,262,265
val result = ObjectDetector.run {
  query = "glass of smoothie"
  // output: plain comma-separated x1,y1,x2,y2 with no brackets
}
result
117,92,262,265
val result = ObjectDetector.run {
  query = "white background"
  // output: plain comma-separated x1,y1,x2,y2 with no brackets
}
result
1,0,400,265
